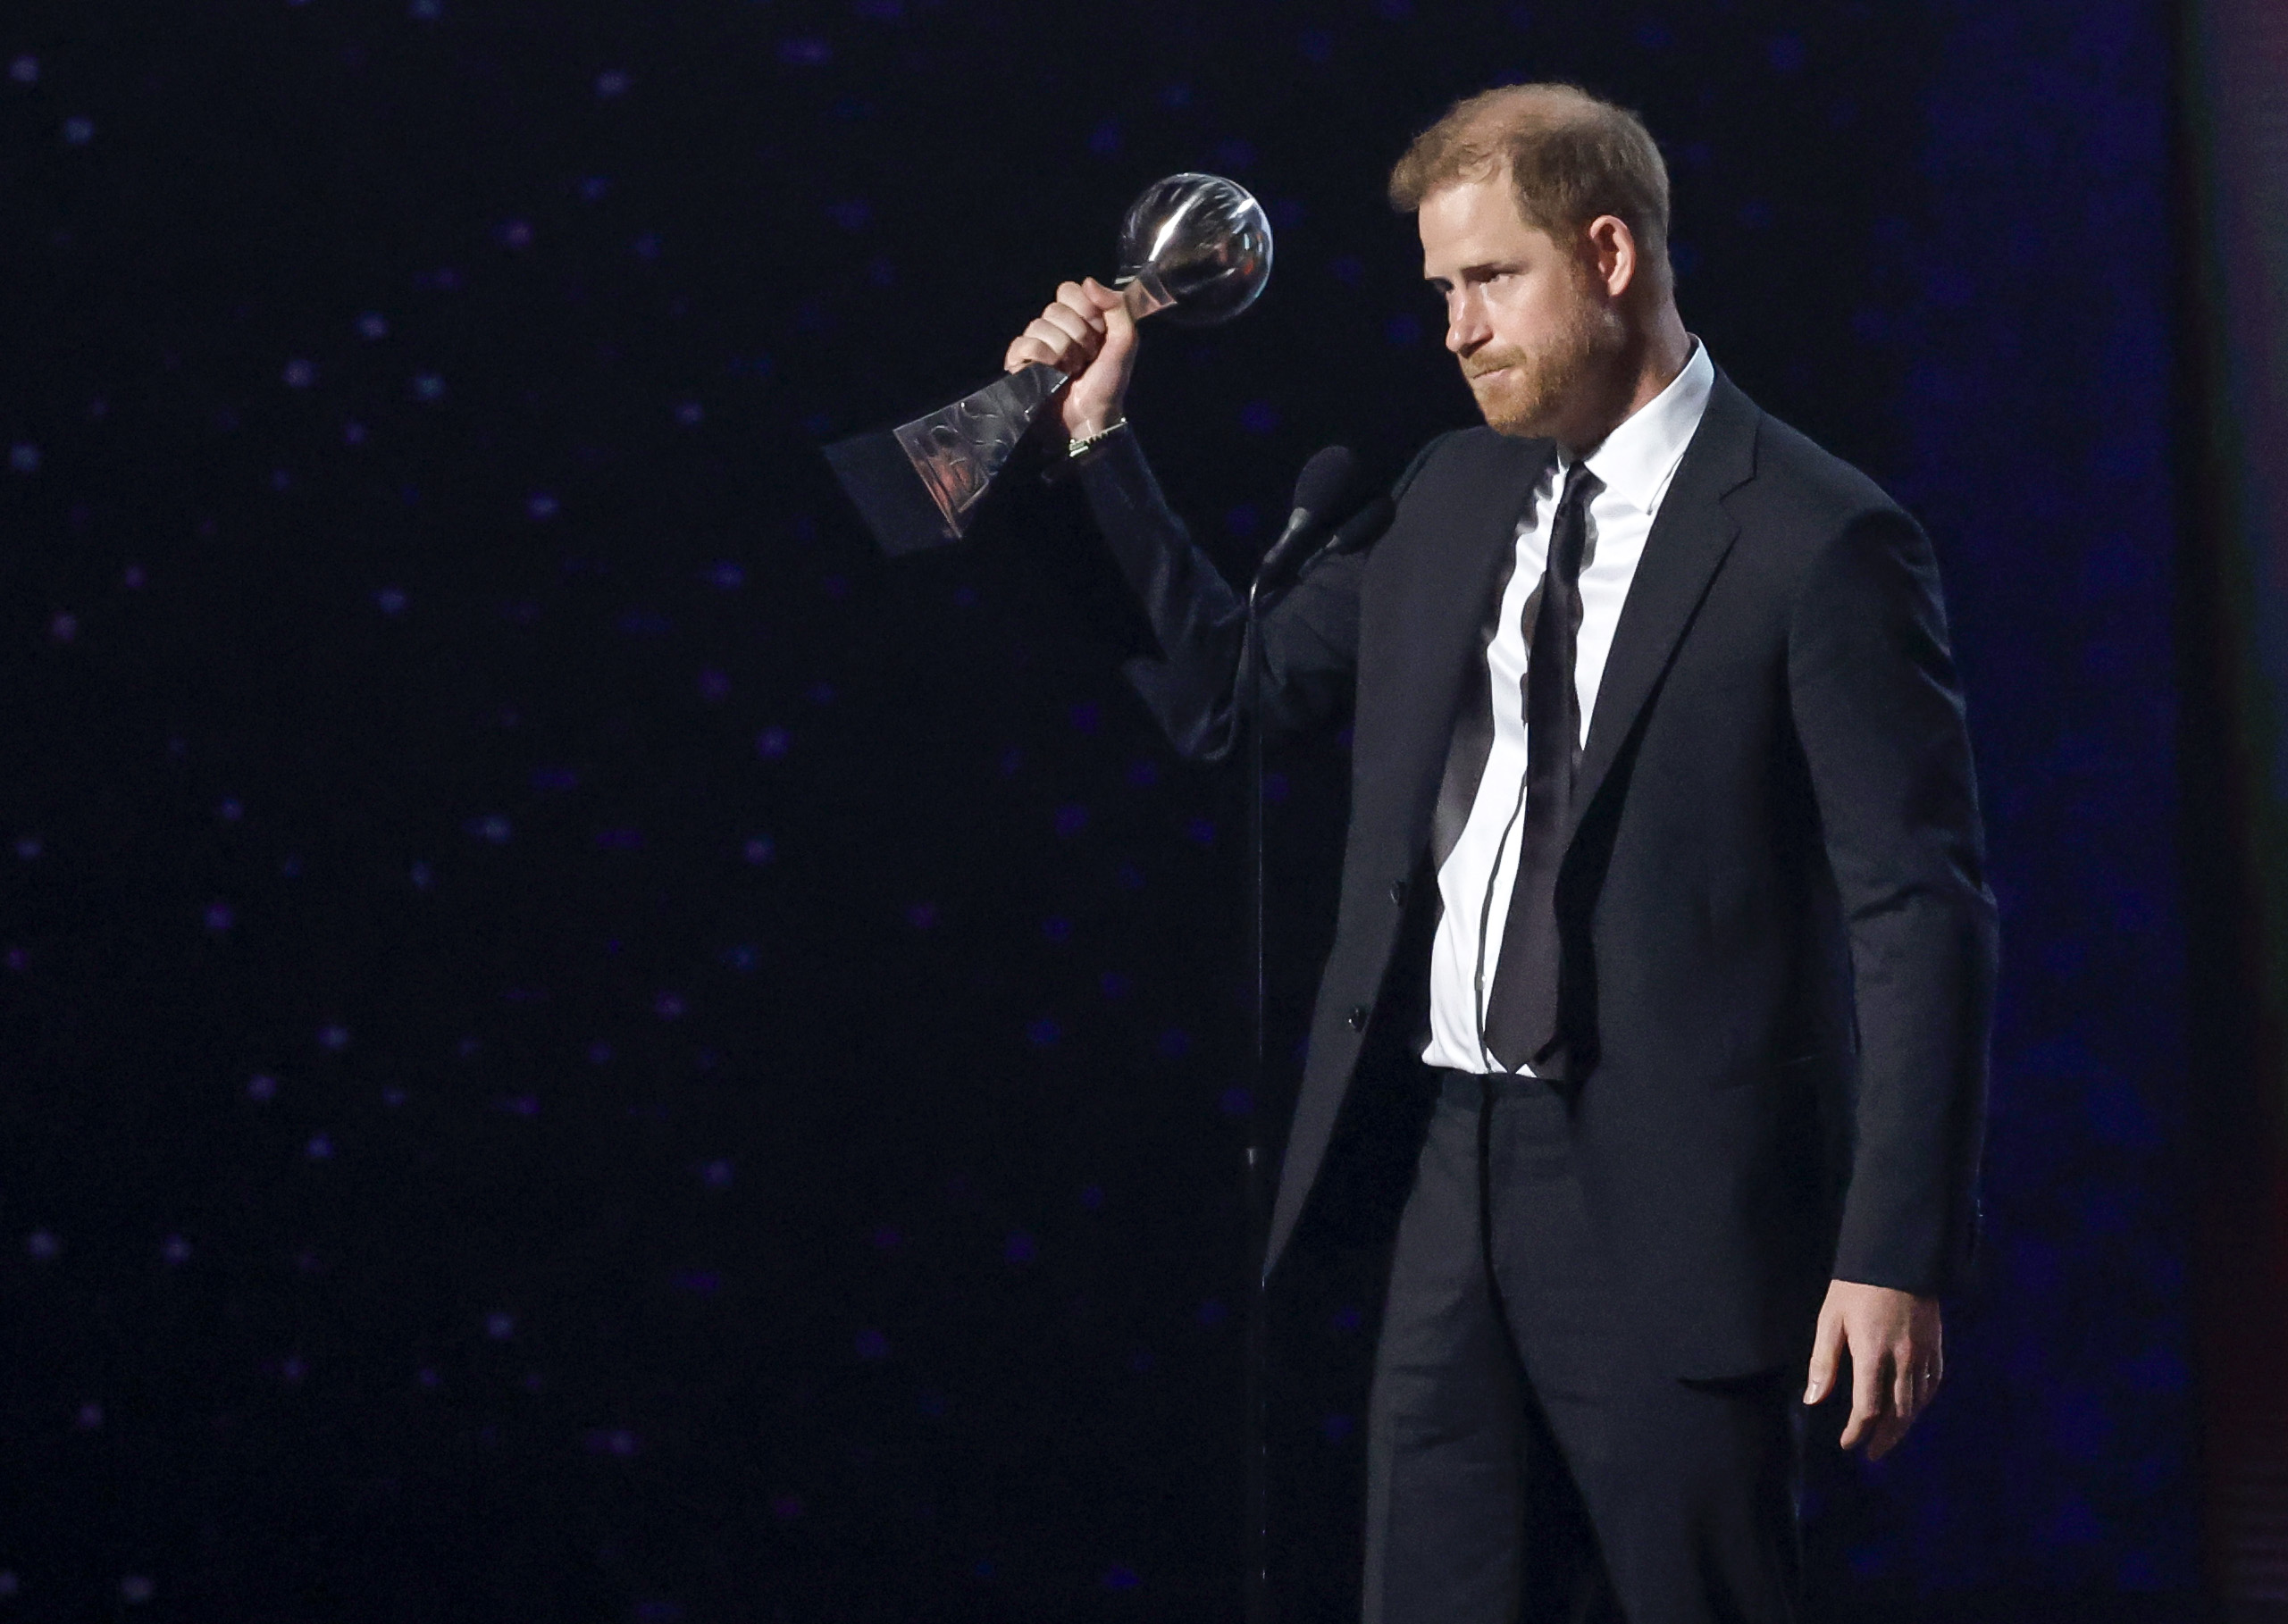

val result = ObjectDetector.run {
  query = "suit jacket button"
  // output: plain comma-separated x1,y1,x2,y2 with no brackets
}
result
1345,1004,1369,1032
1388,879,1408,906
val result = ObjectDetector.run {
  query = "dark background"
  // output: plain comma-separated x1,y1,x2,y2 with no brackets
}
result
0,1,2200,1620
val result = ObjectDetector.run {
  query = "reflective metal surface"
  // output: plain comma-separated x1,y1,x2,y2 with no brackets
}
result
827,172,1274,553
890,362,1068,547
1116,172,1272,329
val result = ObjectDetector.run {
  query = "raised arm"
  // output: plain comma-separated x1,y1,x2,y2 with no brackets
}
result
1004,279,1371,761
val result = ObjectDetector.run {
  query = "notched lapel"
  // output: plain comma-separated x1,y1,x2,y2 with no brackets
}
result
1566,373,1760,845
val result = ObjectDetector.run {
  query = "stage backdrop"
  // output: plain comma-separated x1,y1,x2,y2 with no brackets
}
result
0,2,2192,1619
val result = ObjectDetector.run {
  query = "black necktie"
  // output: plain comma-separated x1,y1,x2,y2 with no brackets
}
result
1481,462,1600,1075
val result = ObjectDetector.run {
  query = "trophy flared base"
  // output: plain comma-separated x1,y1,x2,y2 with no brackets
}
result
825,364,1069,556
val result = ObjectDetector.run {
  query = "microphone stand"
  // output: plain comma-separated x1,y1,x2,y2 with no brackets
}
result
1242,557,1275,1624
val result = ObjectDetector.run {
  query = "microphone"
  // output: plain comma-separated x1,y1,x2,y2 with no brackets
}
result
1251,445,1355,596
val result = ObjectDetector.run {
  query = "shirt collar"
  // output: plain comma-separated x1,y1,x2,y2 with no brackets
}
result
1562,338,1716,519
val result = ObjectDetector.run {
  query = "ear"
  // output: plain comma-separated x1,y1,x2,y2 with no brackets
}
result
1584,215,1638,301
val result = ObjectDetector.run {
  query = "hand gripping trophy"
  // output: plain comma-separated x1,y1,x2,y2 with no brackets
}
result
826,173,1273,557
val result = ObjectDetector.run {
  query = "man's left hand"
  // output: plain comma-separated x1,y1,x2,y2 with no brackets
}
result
1804,1279,1943,1461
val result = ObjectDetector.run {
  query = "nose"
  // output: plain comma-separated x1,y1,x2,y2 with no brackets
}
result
1445,289,1488,356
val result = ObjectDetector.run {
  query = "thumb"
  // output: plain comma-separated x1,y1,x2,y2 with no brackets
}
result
1086,278,1139,362
1805,1302,1843,1404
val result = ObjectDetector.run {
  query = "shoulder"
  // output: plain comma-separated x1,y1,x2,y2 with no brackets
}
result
1731,390,1909,540
1394,423,1545,505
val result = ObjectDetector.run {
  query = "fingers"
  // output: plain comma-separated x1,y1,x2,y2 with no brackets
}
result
1004,282,1110,376
1804,1301,1843,1406
1838,1338,1886,1452
1004,335,1063,373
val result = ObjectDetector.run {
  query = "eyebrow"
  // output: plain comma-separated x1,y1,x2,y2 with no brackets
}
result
1424,260,1523,289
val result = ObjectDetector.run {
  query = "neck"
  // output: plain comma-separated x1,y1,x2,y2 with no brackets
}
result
1555,300,1693,460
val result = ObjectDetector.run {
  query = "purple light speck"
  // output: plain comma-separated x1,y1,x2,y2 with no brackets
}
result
756,727,791,759
25,1230,59,1260
282,358,316,389
1004,1232,1037,1265
703,1159,733,1189
498,220,532,247
8,445,39,473
121,1576,154,1604
8,56,37,83
76,1402,104,1430
675,401,704,425
356,313,389,339
318,1025,349,1051
161,1236,191,1264
779,38,833,66
486,1311,515,1340
48,612,76,643
13,836,40,860
697,670,730,700
654,992,686,1020
247,1075,277,1101
62,117,93,146
525,492,558,520
596,69,631,97
854,1329,889,1360
305,1134,333,1159
743,836,775,864
1054,804,1089,838
204,903,233,933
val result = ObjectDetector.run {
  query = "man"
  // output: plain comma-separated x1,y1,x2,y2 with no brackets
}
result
1006,84,1994,1623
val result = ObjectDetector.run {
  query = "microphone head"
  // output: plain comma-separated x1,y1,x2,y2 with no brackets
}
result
1291,444,1355,523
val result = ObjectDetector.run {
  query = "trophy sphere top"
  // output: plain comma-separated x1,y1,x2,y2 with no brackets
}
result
1116,172,1272,329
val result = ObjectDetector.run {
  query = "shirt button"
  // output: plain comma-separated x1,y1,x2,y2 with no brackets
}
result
1388,879,1408,906
1345,1004,1370,1032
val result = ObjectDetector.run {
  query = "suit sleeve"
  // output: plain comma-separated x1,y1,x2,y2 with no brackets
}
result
1786,506,1998,1296
1070,430,1443,762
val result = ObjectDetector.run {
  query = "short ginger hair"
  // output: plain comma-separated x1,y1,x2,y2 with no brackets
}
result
1388,84,1672,280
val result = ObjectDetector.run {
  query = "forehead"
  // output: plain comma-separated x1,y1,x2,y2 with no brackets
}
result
1417,175,1554,272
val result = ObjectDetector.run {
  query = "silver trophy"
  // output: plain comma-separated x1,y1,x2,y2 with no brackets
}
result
826,172,1273,556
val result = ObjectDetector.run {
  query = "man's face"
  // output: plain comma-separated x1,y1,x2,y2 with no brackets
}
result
1418,173,1624,440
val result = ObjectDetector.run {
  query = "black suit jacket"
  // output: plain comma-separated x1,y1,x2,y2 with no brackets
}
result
1072,370,1997,1377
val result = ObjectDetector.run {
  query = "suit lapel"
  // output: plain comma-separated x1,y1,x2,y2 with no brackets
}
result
1374,432,1552,864
1566,371,1760,844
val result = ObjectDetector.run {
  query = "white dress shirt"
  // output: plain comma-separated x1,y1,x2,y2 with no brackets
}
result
1421,339,1717,1075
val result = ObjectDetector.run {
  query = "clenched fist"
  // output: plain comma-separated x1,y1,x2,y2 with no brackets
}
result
1003,277,1138,442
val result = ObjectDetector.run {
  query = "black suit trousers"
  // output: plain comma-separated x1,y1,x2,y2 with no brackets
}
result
1364,1069,1804,1624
